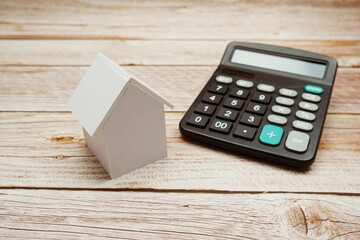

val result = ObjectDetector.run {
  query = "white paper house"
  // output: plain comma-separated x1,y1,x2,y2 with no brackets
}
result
68,53,174,179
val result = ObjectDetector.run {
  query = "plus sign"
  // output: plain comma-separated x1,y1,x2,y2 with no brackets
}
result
267,131,276,138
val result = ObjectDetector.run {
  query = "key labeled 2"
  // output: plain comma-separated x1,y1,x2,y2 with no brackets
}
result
217,107,239,121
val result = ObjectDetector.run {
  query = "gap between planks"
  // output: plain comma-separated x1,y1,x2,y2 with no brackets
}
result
1,186,360,197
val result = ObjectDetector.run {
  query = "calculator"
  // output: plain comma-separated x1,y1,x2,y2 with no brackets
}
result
179,42,337,167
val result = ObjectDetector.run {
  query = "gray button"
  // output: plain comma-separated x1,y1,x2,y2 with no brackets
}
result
302,93,321,103
275,96,295,106
293,120,313,131
285,131,310,153
296,110,316,121
267,114,287,125
257,84,275,93
272,105,291,115
216,75,233,84
299,101,319,112
236,79,254,88
279,88,298,97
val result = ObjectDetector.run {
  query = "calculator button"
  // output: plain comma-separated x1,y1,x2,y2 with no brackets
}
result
267,114,287,125
299,101,319,112
304,85,324,95
210,120,232,134
236,79,254,88
202,93,223,105
257,84,275,93
251,92,272,104
302,93,321,103
216,75,233,84
259,124,284,146
208,83,228,95
217,108,239,121
240,113,262,127
246,102,267,115
223,98,244,110
187,114,209,128
195,103,216,116
296,110,316,121
275,96,295,106
234,125,257,140
279,88,298,97
285,131,310,153
292,120,313,131
272,105,291,116
229,88,250,99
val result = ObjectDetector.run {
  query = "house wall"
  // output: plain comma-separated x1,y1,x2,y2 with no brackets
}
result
103,84,167,178
83,127,111,176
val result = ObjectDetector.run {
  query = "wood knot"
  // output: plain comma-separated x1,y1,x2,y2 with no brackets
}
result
50,136,74,142
280,199,340,239
50,136,85,145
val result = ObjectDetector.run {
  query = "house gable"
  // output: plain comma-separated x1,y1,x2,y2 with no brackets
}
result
103,83,167,178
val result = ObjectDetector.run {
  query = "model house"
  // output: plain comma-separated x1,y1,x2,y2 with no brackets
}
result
68,53,174,179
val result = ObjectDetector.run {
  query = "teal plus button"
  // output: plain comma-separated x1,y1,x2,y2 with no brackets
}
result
304,85,324,95
259,124,284,146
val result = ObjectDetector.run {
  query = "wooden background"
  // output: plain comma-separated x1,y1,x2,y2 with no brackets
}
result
1,0,360,239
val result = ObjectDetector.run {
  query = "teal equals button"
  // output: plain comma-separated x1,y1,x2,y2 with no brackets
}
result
304,85,324,95
259,124,284,146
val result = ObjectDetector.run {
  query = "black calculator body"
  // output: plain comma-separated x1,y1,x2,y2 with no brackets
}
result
179,42,337,167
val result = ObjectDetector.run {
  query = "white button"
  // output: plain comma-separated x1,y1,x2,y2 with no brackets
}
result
299,101,319,112
257,84,275,93
268,114,287,125
293,120,313,131
236,79,254,88
279,88,298,97
276,96,295,106
272,105,291,115
216,75,233,84
296,110,316,121
285,131,310,153
302,93,321,103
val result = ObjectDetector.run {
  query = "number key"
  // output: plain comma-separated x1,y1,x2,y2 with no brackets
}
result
251,92,272,104
223,98,244,110
208,83,228,95
202,93,222,105
217,107,239,121
210,120,232,134
246,102,267,115
240,113,262,127
187,114,209,128
229,87,250,99
195,103,216,116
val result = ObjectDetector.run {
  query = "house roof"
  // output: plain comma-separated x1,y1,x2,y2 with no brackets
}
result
68,53,173,137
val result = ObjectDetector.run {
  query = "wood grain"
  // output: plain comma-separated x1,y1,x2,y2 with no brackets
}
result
0,67,359,113
1,189,360,239
0,40,359,67
0,0,359,40
0,112,359,193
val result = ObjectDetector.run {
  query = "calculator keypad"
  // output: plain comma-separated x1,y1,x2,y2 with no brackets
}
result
185,76,325,156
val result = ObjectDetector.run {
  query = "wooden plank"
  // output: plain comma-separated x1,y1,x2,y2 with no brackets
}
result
0,40,359,67
0,0,359,40
0,112,359,193
1,189,359,239
0,67,359,113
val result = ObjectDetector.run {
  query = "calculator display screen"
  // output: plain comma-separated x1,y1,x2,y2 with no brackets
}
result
231,49,327,79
